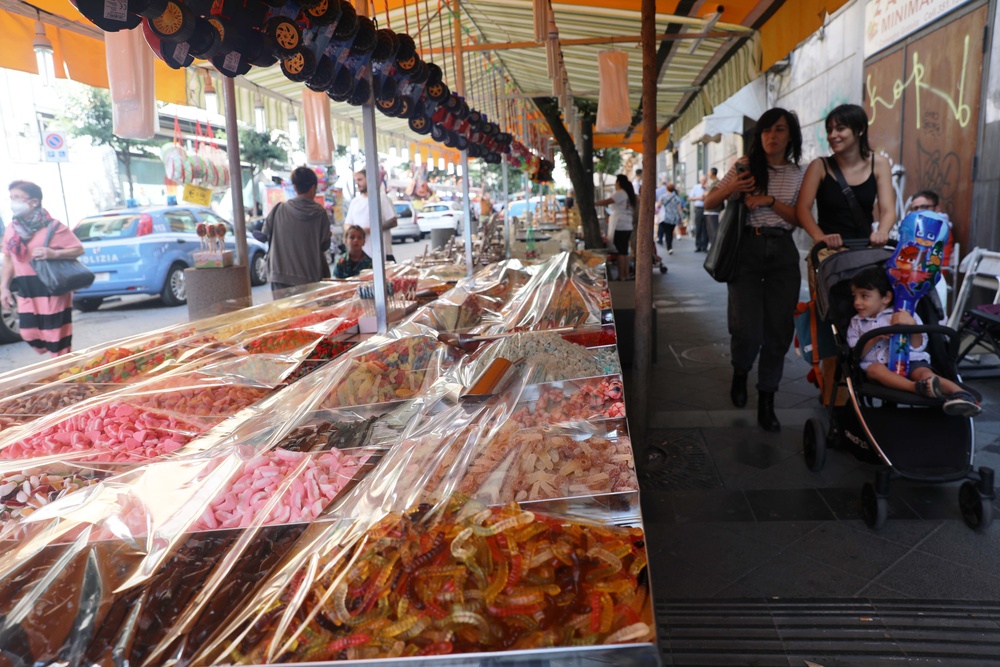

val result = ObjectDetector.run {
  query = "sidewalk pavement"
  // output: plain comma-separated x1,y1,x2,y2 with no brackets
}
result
630,231,1000,666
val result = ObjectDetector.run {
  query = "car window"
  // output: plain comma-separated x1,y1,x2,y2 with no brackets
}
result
74,215,139,241
394,204,413,218
200,211,229,226
164,210,199,233
426,204,448,212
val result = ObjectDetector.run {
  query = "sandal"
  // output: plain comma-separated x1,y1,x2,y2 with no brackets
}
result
943,391,982,417
915,376,942,399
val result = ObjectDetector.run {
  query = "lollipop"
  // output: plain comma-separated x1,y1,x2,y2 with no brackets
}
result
206,222,218,253
215,222,228,253
197,222,208,251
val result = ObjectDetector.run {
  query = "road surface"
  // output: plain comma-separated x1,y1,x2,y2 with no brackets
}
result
0,237,441,374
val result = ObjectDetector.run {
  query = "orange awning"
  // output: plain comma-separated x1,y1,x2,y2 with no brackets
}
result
0,1,187,105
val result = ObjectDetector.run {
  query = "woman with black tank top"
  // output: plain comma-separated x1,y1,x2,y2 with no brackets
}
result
797,104,895,248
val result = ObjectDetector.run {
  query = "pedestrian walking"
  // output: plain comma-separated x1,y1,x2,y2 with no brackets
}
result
261,166,332,295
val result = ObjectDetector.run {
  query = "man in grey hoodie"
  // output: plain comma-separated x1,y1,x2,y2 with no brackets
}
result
261,166,332,295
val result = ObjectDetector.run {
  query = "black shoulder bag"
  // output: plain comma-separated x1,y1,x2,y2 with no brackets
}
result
31,223,94,296
703,198,746,283
825,157,868,236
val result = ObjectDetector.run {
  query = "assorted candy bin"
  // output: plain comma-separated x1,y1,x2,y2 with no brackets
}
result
208,499,651,664
0,252,656,665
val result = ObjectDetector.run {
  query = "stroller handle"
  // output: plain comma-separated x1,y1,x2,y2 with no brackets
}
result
809,237,897,268
853,323,959,356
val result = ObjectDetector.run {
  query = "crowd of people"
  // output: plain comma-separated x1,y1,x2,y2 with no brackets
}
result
593,102,977,430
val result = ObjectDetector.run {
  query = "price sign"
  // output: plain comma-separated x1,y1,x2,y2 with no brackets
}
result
42,131,68,162
182,183,213,206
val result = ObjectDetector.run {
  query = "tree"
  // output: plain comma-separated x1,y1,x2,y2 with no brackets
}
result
239,126,288,211
62,88,157,201
594,148,622,199
533,96,602,248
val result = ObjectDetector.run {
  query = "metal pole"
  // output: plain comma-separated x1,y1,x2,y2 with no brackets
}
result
502,156,510,259
453,0,473,276
631,0,657,462
355,0,388,332
55,162,70,228
461,151,473,274
363,105,389,333
223,77,248,268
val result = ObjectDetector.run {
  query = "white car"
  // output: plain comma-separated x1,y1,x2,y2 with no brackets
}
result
417,202,464,234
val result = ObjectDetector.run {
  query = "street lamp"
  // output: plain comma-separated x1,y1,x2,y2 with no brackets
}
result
32,17,54,86
254,93,266,133
203,71,217,114
288,110,299,145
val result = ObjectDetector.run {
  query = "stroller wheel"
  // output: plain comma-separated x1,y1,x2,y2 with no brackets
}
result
659,264,668,274
862,482,889,530
803,417,827,471
959,481,994,531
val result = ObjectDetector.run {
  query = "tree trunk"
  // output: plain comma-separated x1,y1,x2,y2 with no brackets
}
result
532,97,601,249
120,148,134,200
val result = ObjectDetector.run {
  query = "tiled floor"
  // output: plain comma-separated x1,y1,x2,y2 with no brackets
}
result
628,234,1000,665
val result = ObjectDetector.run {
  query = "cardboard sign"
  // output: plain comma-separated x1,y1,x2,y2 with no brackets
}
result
183,183,213,206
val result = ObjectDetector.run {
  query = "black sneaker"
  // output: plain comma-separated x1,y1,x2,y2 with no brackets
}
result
943,391,982,417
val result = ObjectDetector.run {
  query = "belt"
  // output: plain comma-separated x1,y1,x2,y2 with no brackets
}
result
747,226,791,237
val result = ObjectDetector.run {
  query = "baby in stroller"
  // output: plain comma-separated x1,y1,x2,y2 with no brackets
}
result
847,266,981,416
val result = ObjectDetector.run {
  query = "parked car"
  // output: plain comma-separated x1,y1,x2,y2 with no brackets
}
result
505,199,538,221
417,202,463,234
391,202,423,243
0,255,19,344
71,205,269,311
505,195,566,221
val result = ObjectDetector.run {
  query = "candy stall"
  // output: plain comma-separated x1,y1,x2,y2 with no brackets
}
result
0,251,657,666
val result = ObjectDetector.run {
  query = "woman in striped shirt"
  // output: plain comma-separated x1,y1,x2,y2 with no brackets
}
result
1,181,83,356
704,108,804,432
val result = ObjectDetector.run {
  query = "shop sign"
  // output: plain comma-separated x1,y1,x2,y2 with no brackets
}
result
182,183,213,206
864,0,974,58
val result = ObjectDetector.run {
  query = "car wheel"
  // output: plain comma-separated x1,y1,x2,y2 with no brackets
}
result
0,299,20,344
73,297,104,313
251,252,268,286
161,263,187,306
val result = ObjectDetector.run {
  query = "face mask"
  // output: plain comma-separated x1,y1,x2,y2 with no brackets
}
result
10,201,30,218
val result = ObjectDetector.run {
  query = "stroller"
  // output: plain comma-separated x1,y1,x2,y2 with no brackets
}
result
802,240,995,531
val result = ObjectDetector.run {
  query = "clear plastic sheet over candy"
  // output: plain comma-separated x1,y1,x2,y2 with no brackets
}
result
477,251,610,334
0,252,653,665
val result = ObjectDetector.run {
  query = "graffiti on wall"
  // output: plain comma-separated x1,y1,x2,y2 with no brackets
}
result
862,3,985,253
866,33,973,129
914,139,961,211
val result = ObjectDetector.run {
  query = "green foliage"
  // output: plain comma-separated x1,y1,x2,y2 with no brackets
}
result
472,160,524,193
594,148,622,177
239,126,288,173
61,88,158,158
60,87,158,199
239,126,289,208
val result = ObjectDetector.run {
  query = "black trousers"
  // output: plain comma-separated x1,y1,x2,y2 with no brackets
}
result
704,211,720,249
727,231,800,393
693,208,707,250
657,222,675,249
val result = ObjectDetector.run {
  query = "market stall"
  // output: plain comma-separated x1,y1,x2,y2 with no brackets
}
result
0,251,656,666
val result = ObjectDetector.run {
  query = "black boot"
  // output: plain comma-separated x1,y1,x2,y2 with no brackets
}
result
758,391,780,432
730,371,748,408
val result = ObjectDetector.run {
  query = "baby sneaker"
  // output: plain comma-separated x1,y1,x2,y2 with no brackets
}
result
943,390,982,417
915,376,942,399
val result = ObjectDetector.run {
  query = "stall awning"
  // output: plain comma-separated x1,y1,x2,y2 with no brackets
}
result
0,0,187,105
0,0,848,155
700,77,768,138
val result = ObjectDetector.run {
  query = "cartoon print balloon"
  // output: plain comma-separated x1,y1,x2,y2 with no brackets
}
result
884,211,950,376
